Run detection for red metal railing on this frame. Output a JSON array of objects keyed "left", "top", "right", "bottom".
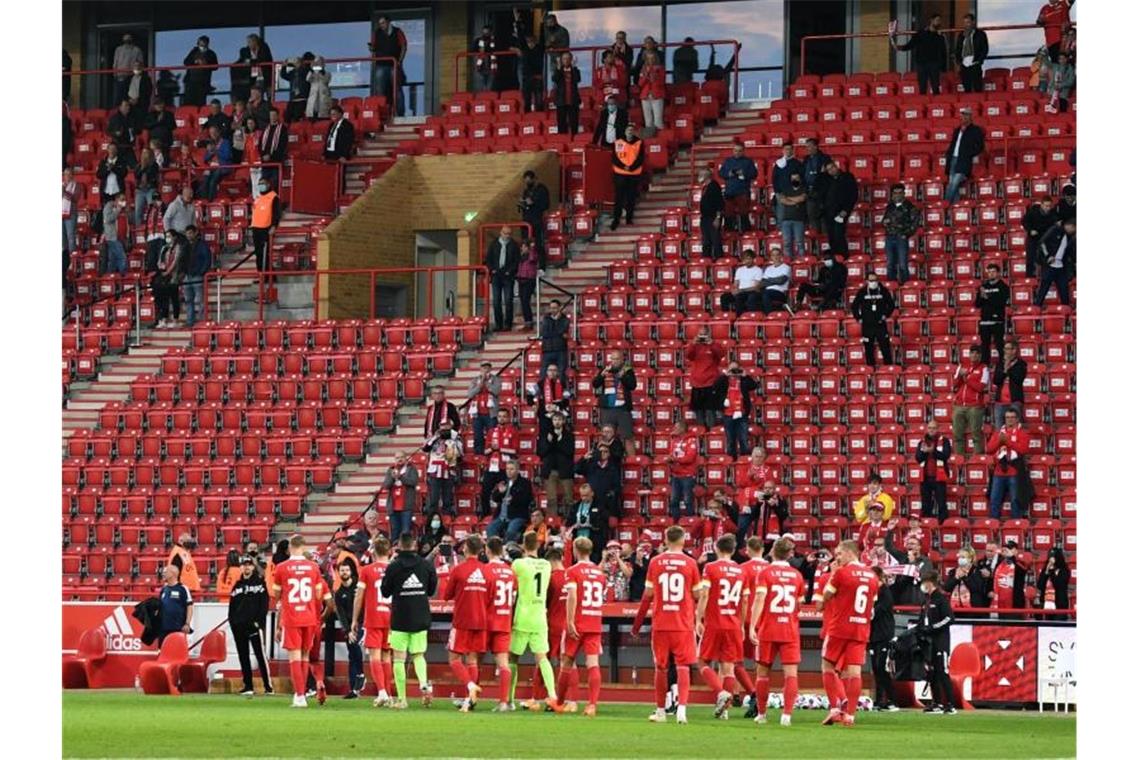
[{"left": 800, "top": 22, "right": 1075, "bottom": 78}]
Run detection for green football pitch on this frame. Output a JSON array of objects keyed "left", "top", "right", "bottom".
[{"left": 63, "top": 691, "right": 1075, "bottom": 759}]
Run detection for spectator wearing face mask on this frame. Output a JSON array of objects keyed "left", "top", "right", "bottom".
[
  {"left": 250, "top": 177, "right": 280, "bottom": 272},
  {"left": 552, "top": 53, "right": 581, "bottom": 137},
  {"left": 821, "top": 160, "right": 858, "bottom": 258},
  {"left": 851, "top": 273, "right": 895, "bottom": 366},
  {"left": 943, "top": 547, "right": 991, "bottom": 613},
  {"left": 776, "top": 173, "right": 808, "bottom": 260},
  {"left": 112, "top": 33, "right": 144, "bottom": 107},
  {"left": 795, "top": 251, "right": 847, "bottom": 311},
  {"left": 881, "top": 184, "right": 921, "bottom": 284},
  {"left": 696, "top": 167, "right": 725, "bottom": 260},
  {"left": 713, "top": 362, "right": 759, "bottom": 458},
  {"left": 181, "top": 226, "right": 212, "bottom": 329},
  {"left": 915, "top": 419, "right": 953, "bottom": 522},
  {"left": 182, "top": 36, "right": 218, "bottom": 107},
  {"left": 153, "top": 229, "right": 186, "bottom": 328},
  {"left": 1035, "top": 547, "right": 1071, "bottom": 620},
  {"left": 592, "top": 96, "right": 629, "bottom": 149}
]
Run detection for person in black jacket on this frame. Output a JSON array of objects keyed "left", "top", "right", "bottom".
[
  {"left": 538, "top": 300, "right": 570, "bottom": 380},
  {"left": 567, "top": 483, "right": 608, "bottom": 561},
  {"left": 697, "top": 168, "right": 725, "bottom": 260},
  {"left": 574, "top": 444, "right": 622, "bottom": 521},
  {"left": 1022, "top": 196, "right": 1059, "bottom": 277},
  {"left": 228, "top": 556, "right": 272, "bottom": 695},
  {"left": 943, "top": 547, "right": 992, "bottom": 614},
  {"left": 916, "top": 570, "right": 957, "bottom": 714},
  {"left": 1056, "top": 184, "right": 1076, "bottom": 225},
  {"left": 323, "top": 105, "right": 355, "bottom": 163},
  {"left": 795, "top": 251, "right": 847, "bottom": 310},
  {"left": 182, "top": 36, "right": 219, "bottom": 107},
  {"left": 233, "top": 34, "right": 274, "bottom": 104},
  {"left": 423, "top": 386, "right": 461, "bottom": 437},
  {"left": 992, "top": 340, "right": 1027, "bottom": 435},
  {"left": 1035, "top": 547, "right": 1071, "bottom": 620},
  {"left": 279, "top": 54, "right": 315, "bottom": 123},
  {"left": 485, "top": 226, "right": 521, "bottom": 332},
  {"left": 538, "top": 412, "right": 575, "bottom": 520},
  {"left": 527, "top": 361, "right": 571, "bottom": 440},
  {"left": 379, "top": 532, "right": 438, "bottom": 708},
  {"left": 592, "top": 96, "right": 630, "bottom": 149},
  {"left": 822, "top": 161, "right": 858, "bottom": 259},
  {"left": 943, "top": 108, "right": 985, "bottom": 202},
  {"left": 851, "top": 272, "right": 896, "bottom": 366},
  {"left": 143, "top": 99, "right": 176, "bottom": 151},
  {"left": 333, "top": 560, "right": 365, "bottom": 698},
  {"left": 916, "top": 419, "right": 953, "bottom": 522},
  {"left": 1035, "top": 218, "right": 1076, "bottom": 306},
  {"left": 106, "top": 101, "right": 138, "bottom": 166},
  {"left": 954, "top": 13, "right": 989, "bottom": 93},
  {"left": 551, "top": 53, "right": 581, "bottom": 136},
  {"left": 976, "top": 264, "right": 1010, "bottom": 364},
  {"left": 487, "top": 460, "right": 534, "bottom": 543},
  {"left": 519, "top": 170, "right": 551, "bottom": 261},
  {"left": 892, "top": 14, "right": 947, "bottom": 95},
  {"left": 868, "top": 567, "right": 898, "bottom": 711},
  {"left": 592, "top": 351, "right": 637, "bottom": 447},
  {"left": 711, "top": 362, "right": 759, "bottom": 459}
]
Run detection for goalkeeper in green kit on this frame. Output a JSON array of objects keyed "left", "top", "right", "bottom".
[{"left": 509, "top": 531, "right": 561, "bottom": 712}]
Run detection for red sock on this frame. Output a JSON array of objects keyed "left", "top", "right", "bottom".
[
  {"left": 722, "top": 675, "right": 738, "bottom": 695},
  {"left": 290, "top": 660, "right": 306, "bottom": 697},
  {"left": 532, "top": 664, "right": 545, "bottom": 699},
  {"left": 497, "top": 666, "right": 511, "bottom": 704},
  {"left": 383, "top": 662, "right": 394, "bottom": 693},
  {"left": 556, "top": 667, "right": 573, "bottom": 703},
  {"left": 783, "top": 675, "right": 799, "bottom": 716},
  {"left": 451, "top": 659, "right": 472, "bottom": 688},
  {"left": 587, "top": 665, "right": 602, "bottom": 706},
  {"left": 823, "top": 671, "right": 844, "bottom": 708},
  {"left": 568, "top": 665, "right": 580, "bottom": 703},
  {"left": 370, "top": 659, "right": 387, "bottom": 694},
  {"left": 844, "top": 676, "right": 862, "bottom": 716},
  {"left": 734, "top": 664, "right": 755, "bottom": 693},
  {"left": 654, "top": 667, "right": 668, "bottom": 708},
  {"left": 755, "top": 676, "right": 771, "bottom": 716},
  {"left": 468, "top": 663, "right": 480, "bottom": 686},
  {"left": 676, "top": 666, "right": 691, "bottom": 706},
  {"left": 699, "top": 666, "right": 723, "bottom": 693}
]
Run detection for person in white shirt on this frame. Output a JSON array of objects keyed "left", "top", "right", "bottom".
[
  {"left": 726, "top": 248, "right": 764, "bottom": 315},
  {"left": 758, "top": 247, "right": 793, "bottom": 314}
]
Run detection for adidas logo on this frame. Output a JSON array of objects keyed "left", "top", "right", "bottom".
[
  {"left": 469, "top": 569, "right": 486, "bottom": 584},
  {"left": 102, "top": 606, "right": 142, "bottom": 651},
  {"left": 402, "top": 575, "right": 424, "bottom": 590}
]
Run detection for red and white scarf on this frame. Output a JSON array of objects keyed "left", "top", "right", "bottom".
[{"left": 723, "top": 376, "right": 745, "bottom": 418}]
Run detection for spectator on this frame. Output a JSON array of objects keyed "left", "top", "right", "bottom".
[
  {"left": 595, "top": 50, "right": 628, "bottom": 106},
  {"left": 592, "top": 351, "right": 637, "bottom": 448},
  {"left": 228, "top": 101, "right": 249, "bottom": 153},
  {"left": 423, "top": 385, "right": 461, "bottom": 437},
  {"left": 868, "top": 566, "right": 897, "bottom": 711},
  {"left": 672, "top": 37, "right": 700, "bottom": 83},
  {"left": 424, "top": 417, "right": 462, "bottom": 518},
  {"left": 112, "top": 33, "right": 144, "bottom": 107},
  {"left": 333, "top": 560, "right": 364, "bottom": 697},
  {"left": 853, "top": 475, "right": 896, "bottom": 523},
  {"left": 466, "top": 361, "right": 501, "bottom": 457},
  {"left": 305, "top": 58, "right": 333, "bottom": 120},
  {"left": 516, "top": 239, "right": 539, "bottom": 331},
  {"left": 487, "top": 460, "right": 533, "bottom": 543},
  {"left": 323, "top": 105, "right": 355, "bottom": 161},
  {"left": 951, "top": 345, "right": 990, "bottom": 456},
  {"left": 143, "top": 98, "right": 175, "bottom": 151},
  {"left": 977, "top": 541, "right": 1001, "bottom": 587},
  {"left": 885, "top": 532, "right": 932, "bottom": 607},
  {"left": 181, "top": 226, "right": 211, "bottom": 328},
  {"left": 851, "top": 272, "right": 895, "bottom": 367},
  {"left": 369, "top": 16, "right": 407, "bottom": 117},
  {"left": 519, "top": 170, "right": 550, "bottom": 261},
  {"left": 1037, "top": 0, "right": 1075, "bottom": 62},
  {"left": 685, "top": 326, "right": 725, "bottom": 429},
  {"left": 228, "top": 556, "right": 272, "bottom": 695},
  {"left": 795, "top": 250, "right": 847, "bottom": 311},
  {"left": 280, "top": 54, "right": 315, "bottom": 123},
  {"left": 471, "top": 25, "right": 498, "bottom": 93},
  {"left": 250, "top": 176, "right": 280, "bottom": 272},
  {"left": 718, "top": 142, "right": 758, "bottom": 232},
  {"left": 822, "top": 160, "right": 858, "bottom": 258},
  {"left": 714, "top": 359, "right": 759, "bottom": 459},
  {"left": 234, "top": 34, "right": 274, "bottom": 104},
  {"left": 1059, "top": 25, "right": 1076, "bottom": 66},
  {"left": 735, "top": 445, "right": 779, "bottom": 518},
  {"left": 592, "top": 424, "right": 626, "bottom": 467},
  {"left": 163, "top": 186, "right": 197, "bottom": 234},
  {"left": 771, "top": 144, "right": 804, "bottom": 224},
  {"left": 943, "top": 108, "right": 985, "bottom": 202},
  {"left": 630, "top": 36, "right": 660, "bottom": 83},
  {"left": 916, "top": 419, "right": 953, "bottom": 522},
  {"left": 381, "top": 452, "right": 419, "bottom": 541},
  {"left": 574, "top": 443, "right": 621, "bottom": 522},
  {"left": 1043, "top": 51, "right": 1075, "bottom": 113},
  {"left": 167, "top": 532, "right": 202, "bottom": 592},
  {"left": 132, "top": 149, "right": 159, "bottom": 225},
  {"left": 200, "top": 124, "right": 233, "bottom": 201},
  {"left": 891, "top": 14, "right": 946, "bottom": 95},
  {"left": 101, "top": 193, "right": 129, "bottom": 275},
  {"left": 857, "top": 502, "right": 897, "bottom": 550},
  {"left": 628, "top": 540, "right": 651, "bottom": 601},
  {"left": 725, "top": 248, "right": 763, "bottom": 315},
  {"left": 776, "top": 173, "right": 807, "bottom": 260},
  {"left": 992, "top": 340, "right": 1027, "bottom": 425},
  {"left": 541, "top": 14, "right": 571, "bottom": 79},
  {"left": 526, "top": 508, "right": 550, "bottom": 548},
  {"left": 691, "top": 498, "right": 737, "bottom": 562},
  {"left": 740, "top": 480, "right": 788, "bottom": 550},
  {"left": 153, "top": 229, "right": 185, "bottom": 328},
  {"left": 527, "top": 362, "right": 570, "bottom": 440},
  {"left": 567, "top": 483, "right": 607, "bottom": 560},
  {"left": 1035, "top": 218, "right": 1076, "bottom": 306},
  {"left": 201, "top": 99, "right": 229, "bottom": 136},
  {"left": 610, "top": 125, "right": 644, "bottom": 230},
  {"left": 157, "top": 565, "right": 194, "bottom": 646},
  {"left": 514, "top": 34, "right": 545, "bottom": 112},
  {"left": 62, "top": 168, "right": 83, "bottom": 253},
  {"left": 592, "top": 95, "right": 629, "bottom": 149},
  {"left": 480, "top": 409, "right": 518, "bottom": 517},
  {"left": 802, "top": 138, "right": 832, "bottom": 234},
  {"left": 696, "top": 167, "right": 724, "bottom": 259},
  {"left": 509, "top": 6, "right": 533, "bottom": 82},
  {"left": 247, "top": 86, "right": 272, "bottom": 129},
  {"left": 140, "top": 196, "right": 166, "bottom": 277},
  {"left": 181, "top": 36, "right": 218, "bottom": 107},
  {"left": 485, "top": 226, "right": 520, "bottom": 332},
  {"left": 611, "top": 31, "right": 635, "bottom": 82},
  {"left": 106, "top": 101, "right": 137, "bottom": 163},
  {"left": 638, "top": 49, "right": 666, "bottom": 137},
  {"left": 539, "top": 411, "right": 575, "bottom": 521},
  {"left": 954, "top": 13, "right": 989, "bottom": 93},
  {"left": 551, "top": 52, "right": 582, "bottom": 137},
  {"left": 600, "top": 541, "right": 633, "bottom": 600},
  {"left": 1056, "top": 183, "right": 1076, "bottom": 224},
  {"left": 992, "top": 539, "right": 1031, "bottom": 617},
  {"left": 258, "top": 108, "right": 288, "bottom": 190},
  {"left": 987, "top": 408, "right": 1031, "bottom": 519},
  {"left": 240, "top": 116, "right": 261, "bottom": 188},
  {"left": 667, "top": 419, "right": 700, "bottom": 520},
  {"left": 944, "top": 547, "right": 991, "bottom": 611},
  {"left": 1021, "top": 195, "right": 1059, "bottom": 277},
  {"left": 758, "top": 247, "right": 792, "bottom": 314},
  {"left": 976, "top": 264, "right": 1010, "bottom": 363},
  {"left": 882, "top": 183, "right": 921, "bottom": 283},
  {"left": 1035, "top": 547, "right": 1071, "bottom": 619}
]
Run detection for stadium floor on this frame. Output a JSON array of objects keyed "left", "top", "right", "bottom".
[{"left": 63, "top": 691, "right": 1075, "bottom": 759}]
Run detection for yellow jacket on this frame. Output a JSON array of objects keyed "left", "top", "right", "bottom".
[{"left": 853, "top": 491, "right": 896, "bottom": 524}]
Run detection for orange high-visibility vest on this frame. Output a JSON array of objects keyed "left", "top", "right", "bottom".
[
  {"left": 167, "top": 546, "right": 201, "bottom": 592},
  {"left": 613, "top": 139, "right": 643, "bottom": 175},
  {"left": 252, "top": 191, "right": 277, "bottom": 229}
]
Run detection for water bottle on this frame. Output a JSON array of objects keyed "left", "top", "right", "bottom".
[
  {"left": 631, "top": 665, "right": 638, "bottom": 685},
  {"left": 134, "top": 675, "right": 141, "bottom": 693}
]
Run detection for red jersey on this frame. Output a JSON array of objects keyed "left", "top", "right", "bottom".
[
  {"left": 755, "top": 562, "right": 805, "bottom": 643},
  {"left": 645, "top": 551, "right": 702, "bottom": 632},
  {"left": 548, "top": 567, "right": 568, "bottom": 631},
  {"left": 701, "top": 559, "right": 746, "bottom": 632},
  {"left": 446, "top": 557, "right": 491, "bottom": 631},
  {"left": 274, "top": 557, "right": 328, "bottom": 628},
  {"left": 823, "top": 562, "right": 880, "bottom": 642},
  {"left": 668, "top": 434, "right": 700, "bottom": 478},
  {"left": 358, "top": 561, "right": 392, "bottom": 630},
  {"left": 1038, "top": 1, "right": 1072, "bottom": 46},
  {"left": 564, "top": 562, "right": 607, "bottom": 634},
  {"left": 741, "top": 557, "right": 770, "bottom": 624},
  {"left": 485, "top": 560, "right": 517, "bottom": 633}
]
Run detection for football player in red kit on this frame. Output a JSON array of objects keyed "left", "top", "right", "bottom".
[
  {"left": 695, "top": 535, "right": 746, "bottom": 719},
  {"left": 273, "top": 535, "right": 333, "bottom": 708},
  {"left": 748, "top": 536, "right": 805, "bottom": 726},
  {"left": 819, "top": 539, "right": 881, "bottom": 727},
  {"left": 352, "top": 535, "right": 394, "bottom": 707},
  {"left": 558, "top": 537, "right": 608, "bottom": 716},
  {"left": 632, "top": 525, "right": 704, "bottom": 725},
  {"left": 484, "top": 536, "right": 518, "bottom": 711},
  {"left": 444, "top": 534, "right": 489, "bottom": 712},
  {"left": 735, "top": 536, "right": 768, "bottom": 705}
]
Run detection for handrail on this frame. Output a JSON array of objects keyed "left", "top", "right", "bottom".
[{"left": 799, "top": 22, "right": 1076, "bottom": 79}]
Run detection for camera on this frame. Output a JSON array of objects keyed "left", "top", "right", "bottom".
[
  {"left": 923, "top": 433, "right": 934, "bottom": 443},
  {"left": 440, "top": 543, "right": 453, "bottom": 558},
  {"left": 704, "top": 551, "right": 716, "bottom": 564}
]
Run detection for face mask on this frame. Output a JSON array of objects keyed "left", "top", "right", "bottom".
[
  {"left": 431, "top": 518, "right": 441, "bottom": 530},
  {"left": 823, "top": 259, "right": 834, "bottom": 267},
  {"left": 958, "top": 557, "right": 970, "bottom": 567},
  {"left": 868, "top": 282, "right": 879, "bottom": 290},
  {"left": 608, "top": 104, "right": 617, "bottom": 113},
  {"left": 198, "top": 44, "right": 207, "bottom": 51},
  {"left": 258, "top": 184, "right": 268, "bottom": 193}
]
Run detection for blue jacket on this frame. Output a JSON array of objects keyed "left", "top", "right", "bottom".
[
  {"left": 771, "top": 157, "right": 805, "bottom": 194},
  {"left": 206, "top": 138, "right": 233, "bottom": 175},
  {"left": 718, "top": 156, "right": 758, "bottom": 199},
  {"left": 186, "top": 239, "right": 213, "bottom": 280},
  {"left": 802, "top": 151, "right": 831, "bottom": 191}
]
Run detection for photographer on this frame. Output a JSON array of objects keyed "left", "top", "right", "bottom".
[
  {"left": 592, "top": 351, "right": 636, "bottom": 452},
  {"left": 916, "top": 570, "right": 956, "bottom": 715},
  {"left": 278, "top": 53, "right": 315, "bottom": 123},
  {"left": 1035, "top": 547, "right": 1071, "bottom": 620},
  {"left": 685, "top": 326, "right": 726, "bottom": 429},
  {"left": 600, "top": 540, "right": 633, "bottom": 601},
  {"left": 915, "top": 419, "right": 953, "bottom": 522},
  {"left": 228, "top": 556, "right": 272, "bottom": 695},
  {"left": 567, "top": 483, "right": 607, "bottom": 562},
  {"left": 712, "top": 361, "right": 759, "bottom": 459},
  {"left": 628, "top": 540, "right": 652, "bottom": 601},
  {"left": 738, "top": 479, "right": 787, "bottom": 552},
  {"left": 868, "top": 566, "right": 898, "bottom": 712},
  {"left": 574, "top": 443, "right": 621, "bottom": 521},
  {"left": 943, "top": 547, "right": 992, "bottom": 614}
]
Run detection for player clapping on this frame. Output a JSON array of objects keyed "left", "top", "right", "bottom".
[
  {"left": 695, "top": 535, "right": 746, "bottom": 720},
  {"left": 748, "top": 536, "right": 805, "bottom": 726}
]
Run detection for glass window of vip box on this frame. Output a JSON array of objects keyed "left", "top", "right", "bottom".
[
  {"left": 266, "top": 21, "right": 374, "bottom": 100},
  {"left": 154, "top": 28, "right": 255, "bottom": 104},
  {"left": 975, "top": 0, "right": 1078, "bottom": 70}
]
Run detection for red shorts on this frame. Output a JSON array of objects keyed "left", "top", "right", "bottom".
[
  {"left": 447, "top": 628, "right": 486, "bottom": 655},
  {"left": 651, "top": 629, "right": 697, "bottom": 668},
  {"left": 363, "top": 627, "right": 390, "bottom": 651},
  {"left": 488, "top": 630, "right": 512, "bottom": 655},
  {"left": 725, "top": 194, "right": 751, "bottom": 215},
  {"left": 282, "top": 625, "right": 317, "bottom": 653},
  {"left": 698, "top": 628, "right": 744, "bottom": 664},
  {"left": 562, "top": 631, "right": 603, "bottom": 659},
  {"left": 548, "top": 628, "right": 564, "bottom": 659},
  {"left": 822, "top": 636, "right": 866, "bottom": 668},
  {"left": 758, "top": 639, "right": 801, "bottom": 667}
]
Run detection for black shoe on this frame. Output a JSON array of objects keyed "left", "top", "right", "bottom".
[
  {"left": 732, "top": 693, "right": 743, "bottom": 708},
  {"left": 743, "top": 700, "right": 758, "bottom": 719},
  {"left": 343, "top": 691, "right": 359, "bottom": 700},
  {"left": 923, "top": 705, "right": 944, "bottom": 714},
  {"left": 942, "top": 705, "right": 957, "bottom": 715},
  {"left": 609, "top": 219, "right": 619, "bottom": 231}
]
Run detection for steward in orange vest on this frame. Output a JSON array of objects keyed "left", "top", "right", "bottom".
[
  {"left": 610, "top": 125, "right": 644, "bottom": 231},
  {"left": 250, "top": 180, "right": 281, "bottom": 272},
  {"left": 168, "top": 533, "right": 202, "bottom": 592}
]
